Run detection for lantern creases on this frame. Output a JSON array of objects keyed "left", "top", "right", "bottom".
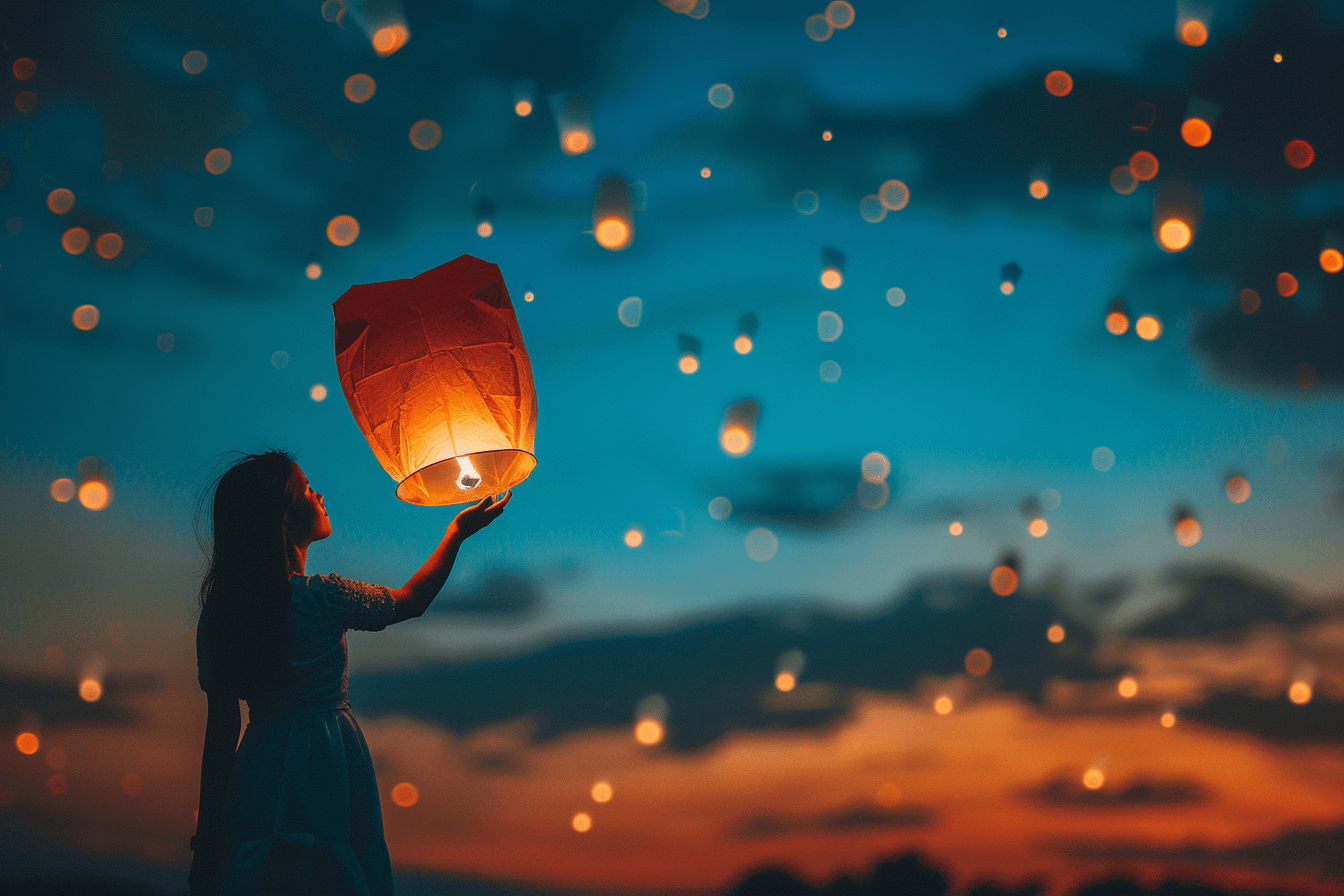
[{"left": 334, "top": 255, "right": 537, "bottom": 505}]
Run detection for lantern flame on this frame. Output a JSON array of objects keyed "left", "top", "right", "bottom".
[{"left": 456, "top": 455, "right": 482, "bottom": 490}]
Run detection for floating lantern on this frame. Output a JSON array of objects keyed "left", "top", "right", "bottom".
[
  {"left": 77, "top": 457, "right": 112, "bottom": 511},
  {"left": 677, "top": 333, "right": 701, "bottom": 374},
  {"left": 333, "top": 255, "right": 538, "bottom": 505},
  {"left": 1153, "top": 178, "right": 1201, "bottom": 252},
  {"left": 1105, "top": 298, "right": 1129, "bottom": 335},
  {"left": 1225, "top": 473, "right": 1250, "bottom": 504},
  {"left": 989, "top": 554, "right": 1019, "bottom": 596},
  {"left": 593, "top": 176, "right": 634, "bottom": 250},
  {"left": 513, "top": 80, "right": 535, "bottom": 117},
  {"left": 1172, "top": 506, "right": 1201, "bottom": 546},
  {"left": 474, "top": 197, "right": 495, "bottom": 238},
  {"left": 1320, "top": 234, "right": 1343, "bottom": 274},
  {"left": 735, "top": 313, "right": 758, "bottom": 354},
  {"left": 1000, "top": 262, "right": 1022, "bottom": 295},
  {"left": 1180, "top": 97, "right": 1220, "bottom": 146},
  {"left": 775, "top": 649, "right": 805, "bottom": 691},
  {"left": 554, "top": 94, "right": 595, "bottom": 155},
  {"left": 820, "top": 247, "right": 845, "bottom": 289},
  {"left": 719, "top": 399, "right": 760, "bottom": 456},
  {"left": 1277, "top": 272, "right": 1298, "bottom": 297}
]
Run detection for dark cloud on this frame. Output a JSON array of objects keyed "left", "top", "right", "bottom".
[
  {"left": 1126, "top": 564, "right": 1321, "bottom": 639},
  {"left": 1182, "top": 692, "right": 1344, "bottom": 745},
  {"left": 710, "top": 462, "right": 879, "bottom": 531},
  {"left": 1023, "top": 774, "right": 1208, "bottom": 807},
  {"left": 730, "top": 855, "right": 952, "bottom": 896},
  {"left": 0, "top": 669, "right": 159, "bottom": 730},
  {"left": 424, "top": 567, "right": 544, "bottom": 620},
  {"left": 1062, "top": 825, "right": 1344, "bottom": 882},
  {"left": 732, "top": 803, "right": 934, "bottom": 840}
]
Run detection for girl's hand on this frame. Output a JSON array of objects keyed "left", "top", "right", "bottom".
[{"left": 451, "top": 490, "right": 511, "bottom": 538}]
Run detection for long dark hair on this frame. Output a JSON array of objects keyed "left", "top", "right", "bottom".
[{"left": 197, "top": 451, "right": 302, "bottom": 700}]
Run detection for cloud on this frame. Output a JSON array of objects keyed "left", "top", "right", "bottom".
[
  {"left": 0, "top": 668, "right": 159, "bottom": 731},
  {"left": 732, "top": 804, "right": 935, "bottom": 840},
  {"left": 1023, "top": 773, "right": 1208, "bottom": 807},
  {"left": 425, "top": 567, "right": 545, "bottom": 620},
  {"left": 710, "top": 462, "right": 872, "bottom": 531},
  {"left": 1061, "top": 825, "right": 1344, "bottom": 882}
]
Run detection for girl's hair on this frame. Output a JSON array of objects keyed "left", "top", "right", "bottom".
[{"left": 197, "top": 450, "right": 302, "bottom": 700}]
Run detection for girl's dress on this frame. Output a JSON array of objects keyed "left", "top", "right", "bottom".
[{"left": 197, "top": 573, "right": 398, "bottom": 896}]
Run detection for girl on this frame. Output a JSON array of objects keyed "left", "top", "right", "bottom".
[{"left": 190, "top": 451, "right": 509, "bottom": 895}]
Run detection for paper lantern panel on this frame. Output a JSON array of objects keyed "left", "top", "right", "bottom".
[{"left": 334, "top": 255, "right": 537, "bottom": 505}]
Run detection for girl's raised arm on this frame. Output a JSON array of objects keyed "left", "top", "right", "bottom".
[{"left": 389, "top": 491, "right": 511, "bottom": 624}]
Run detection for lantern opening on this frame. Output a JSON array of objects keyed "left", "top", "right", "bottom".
[{"left": 397, "top": 449, "right": 536, "bottom": 505}]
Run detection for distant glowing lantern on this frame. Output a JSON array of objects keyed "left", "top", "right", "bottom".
[
  {"left": 1173, "top": 507, "right": 1201, "bottom": 546},
  {"left": 391, "top": 782, "right": 418, "bottom": 807},
  {"left": 1105, "top": 298, "right": 1129, "bottom": 335},
  {"left": 964, "top": 648, "right": 992, "bottom": 676},
  {"left": 1135, "top": 315, "right": 1162, "bottom": 341},
  {"left": 1153, "top": 178, "right": 1201, "bottom": 252},
  {"left": 1047, "top": 624, "right": 1065, "bottom": 643},
  {"left": 591, "top": 781, "right": 613, "bottom": 803},
  {"left": 371, "top": 24, "right": 409, "bottom": 56},
  {"left": 948, "top": 521, "right": 963, "bottom": 536},
  {"left": 1028, "top": 518, "right": 1048, "bottom": 537},
  {"left": 1284, "top": 140, "right": 1313, "bottom": 169},
  {"left": 820, "top": 246, "right": 845, "bottom": 289},
  {"left": 776, "top": 649, "right": 805, "bottom": 690},
  {"left": 676, "top": 333, "right": 701, "bottom": 374},
  {"left": 474, "top": 197, "right": 495, "bottom": 238},
  {"left": 1000, "top": 261, "right": 1022, "bottom": 295},
  {"left": 1277, "top": 272, "right": 1298, "bottom": 297},
  {"left": 1029, "top": 178, "right": 1049, "bottom": 199},
  {"left": 933, "top": 695, "right": 953, "bottom": 715},
  {"left": 989, "top": 557, "right": 1019, "bottom": 596},
  {"left": 593, "top": 175, "right": 634, "bottom": 250},
  {"left": 1225, "top": 474, "right": 1250, "bottom": 504},
  {"left": 554, "top": 94, "right": 595, "bottom": 155},
  {"left": 1129, "top": 151, "right": 1158, "bottom": 181},
  {"left": 1083, "top": 768, "right": 1105, "bottom": 790},
  {"left": 1181, "top": 118, "right": 1212, "bottom": 146},
  {"left": 735, "top": 313, "right": 758, "bottom": 354},
  {"left": 333, "top": 255, "right": 538, "bottom": 505},
  {"left": 1044, "top": 70, "right": 1072, "bottom": 97},
  {"left": 719, "top": 399, "right": 760, "bottom": 456},
  {"left": 1322, "top": 248, "right": 1343, "bottom": 274},
  {"left": 1288, "top": 681, "right": 1312, "bottom": 704},
  {"left": 1179, "top": 19, "right": 1208, "bottom": 46}
]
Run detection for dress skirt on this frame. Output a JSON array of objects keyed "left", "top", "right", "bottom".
[{"left": 218, "top": 705, "right": 394, "bottom": 896}]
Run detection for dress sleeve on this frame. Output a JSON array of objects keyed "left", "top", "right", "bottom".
[{"left": 309, "top": 573, "right": 397, "bottom": 632}]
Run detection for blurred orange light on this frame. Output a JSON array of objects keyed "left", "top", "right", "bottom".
[
  {"left": 1225, "top": 475, "right": 1250, "bottom": 504},
  {"left": 572, "top": 812, "right": 593, "bottom": 832},
  {"left": 523, "top": 291, "right": 534, "bottom": 302},
  {"left": 1047, "top": 624, "right": 1065, "bottom": 643},
  {"left": 825, "top": 1, "right": 854, "bottom": 28},
  {"left": 95, "top": 233, "right": 123, "bottom": 259},
  {"left": 310, "top": 384, "right": 328, "bottom": 402},
  {"left": 989, "top": 566, "right": 1018, "bottom": 596},
  {"left": 47, "top": 774, "right": 67, "bottom": 795},
  {"left": 734, "top": 335, "right": 752, "bottom": 354},
  {"left": 721, "top": 426, "right": 751, "bottom": 456},
  {"left": 821, "top": 130, "right": 832, "bottom": 141},
  {"left": 372, "top": 25, "right": 409, "bottom": 56},
  {"left": 678, "top": 354, "right": 699, "bottom": 374},
  {"left": 16, "top": 733, "right": 39, "bottom": 755},
  {"left": 933, "top": 696, "right": 953, "bottom": 715},
  {"left": 62, "top": 227, "right": 90, "bottom": 254},
  {"left": 305, "top": 263, "right": 323, "bottom": 280},
  {"left": 1029, "top": 179, "right": 1048, "bottom": 199},
  {"left": 204, "top": 148, "right": 232, "bottom": 175},
  {"left": 1289, "top": 681, "right": 1312, "bottom": 704},
  {"left": 805, "top": 13, "right": 834, "bottom": 41},
  {"left": 1274, "top": 52, "right": 1283, "bottom": 63},
  {"left": 1160, "top": 711, "right": 1177, "bottom": 728},
  {"left": 47, "top": 189, "right": 75, "bottom": 214},
  {"left": 1135, "top": 315, "right": 1162, "bottom": 340},
  {"left": 562, "top": 130, "right": 592, "bottom": 155},
  {"left": 72, "top": 305, "right": 99, "bottom": 331},
  {"left": 409, "top": 119, "right": 442, "bottom": 150},
  {"left": 391, "top": 782, "right": 419, "bottom": 807},
  {"left": 1284, "top": 140, "right": 1314, "bottom": 169},
  {"left": 1320, "top": 249, "right": 1343, "bottom": 273},
  {"left": 591, "top": 781, "right": 613, "bottom": 803},
  {"left": 1028, "top": 518, "right": 1048, "bottom": 537},
  {"left": 122, "top": 774, "right": 143, "bottom": 795},
  {"left": 964, "top": 648, "right": 992, "bottom": 676},
  {"left": 50, "top": 478, "right": 76, "bottom": 502},
  {"left": 1180, "top": 20, "right": 1208, "bottom": 46},
  {"left": 1239, "top": 288, "right": 1260, "bottom": 314},
  {"left": 476, "top": 221, "right": 493, "bottom": 238},
  {"left": 13, "top": 58, "right": 36, "bottom": 80},
  {"left": 595, "top": 217, "right": 631, "bottom": 250},
  {"left": 1129, "top": 152, "right": 1158, "bottom": 181},
  {"left": 1083, "top": 769, "right": 1105, "bottom": 790},
  {"left": 1181, "top": 118, "right": 1212, "bottom": 146},
  {"left": 820, "top": 268, "right": 843, "bottom": 289},
  {"left": 700, "top": 167, "right": 711, "bottom": 178},
  {"left": 182, "top": 51, "right": 207, "bottom": 74},
  {"left": 624, "top": 528, "right": 643, "bottom": 548},
  {"left": 1276, "top": 272, "right": 1298, "bottom": 296},
  {"left": 344, "top": 73, "right": 375, "bottom": 103},
  {"left": 634, "top": 719, "right": 663, "bottom": 745},
  {"left": 1174, "top": 516, "right": 1202, "bottom": 546},
  {"left": 1110, "top": 166, "right": 1137, "bottom": 194},
  {"left": 1105, "top": 311, "right": 1129, "bottom": 335},
  {"left": 948, "top": 521, "right": 963, "bottom": 536},
  {"left": 879, "top": 180, "right": 910, "bottom": 211},
  {"left": 514, "top": 99, "right": 533, "bottom": 117},
  {"left": 15, "top": 91, "right": 37, "bottom": 113},
  {"left": 78, "top": 481, "right": 110, "bottom": 511},
  {"left": 327, "top": 215, "right": 359, "bottom": 246},
  {"left": 775, "top": 671, "right": 797, "bottom": 692},
  {"left": 999, "top": 280, "right": 1014, "bottom": 295},
  {"left": 997, "top": 27, "right": 1007, "bottom": 38},
  {"left": 79, "top": 679, "right": 103, "bottom": 701},
  {"left": 1044, "top": 70, "right": 1073, "bottom": 97},
  {"left": 1118, "top": 677, "right": 1138, "bottom": 698},
  {"left": 1158, "top": 219, "right": 1191, "bottom": 251}
]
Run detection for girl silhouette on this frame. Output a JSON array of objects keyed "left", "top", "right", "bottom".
[{"left": 189, "top": 451, "right": 509, "bottom": 895}]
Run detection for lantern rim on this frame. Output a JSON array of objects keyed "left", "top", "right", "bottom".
[{"left": 395, "top": 448, "right": 537, "bottom": 506}]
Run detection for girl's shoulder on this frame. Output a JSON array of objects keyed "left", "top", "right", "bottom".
[{"left": 290, "top": 573, "right": 396, "bottom": 632}]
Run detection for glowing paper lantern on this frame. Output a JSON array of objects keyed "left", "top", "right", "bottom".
[
  {"left": 735, "top": 313, "right": 758, "bottom": 354},
  {"left": 333, "top": 255, "right": 537, "bottom": 505},
  {"left": 1153, "top": 178, "right": 1202, "bottom": 252},
  {"left": 676, "top": 333, "right": 701, "bottom": 374},
  {"left": 554, "top": 94, "right": 595, "bottom": 155},
  {"left": 820, "top": 246, "right": 845, "bottom": 289},
  {"left": 719, "top": 399, "right": 760, "bottom": 456},
  {"left": 1000, "top": 262, "right": 1022, "bottom": 295},
  {"left": 592, "top": 176, "right": 634, "bottom": 250},
  {"left": 1105, "top": 298, "right": 1129, "bottom": 335}
]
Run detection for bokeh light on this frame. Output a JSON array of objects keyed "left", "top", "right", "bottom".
[
  {"left": 47, "top": 189, "right": 74, "bottom": 214},
  {"left": 523, "top": 291, "right": 534, "bottom": 302},
  {"left": 50, "top": 479, "right": 76, "bottom": 502},
  {"left": 16, "top": 91, "right": 37, "bottom": 114},
  {"left": 1135, "top": 315, "right": 1162, "bottom": 340},
  {"left": 79, "top": 678, "right": 103, "bottom": 701},
  {"left": 1118, "top": 677, "right": 1138, "bottom": 698},
  {"left": 1028, "top": 179, "right": 1048, "bottom": 199},
  {"left": 678, "top": 354, "right": 699, "bottom": 374},
  {"left": 861, "top": 452, "right": 890, "bottom": 483},
  {"left": 1092, "top": 446, "right": 1115, "bottom": 471},
  {"left": 514, "top": 99, "right": 532, "bottom": 116},
  {"left": 327, "top": 215, "right": 360, "bottom": 246},
  {"left": 805, "top": 14, "right": 833, "bottom": 41},
  {"left": 999, "top": 280, "right": 1014, "bottom": 296},
  {"left": 305, "top": 263, "right": 323, "bottom": 280},
  {"left": 591, "top": 781, "right": 613, "bottom": 803},
  {"left": 825, "top": 1, "right": 854, "bottom": 28},
  {"left": 1239, "top": 288, "right": 1260, "bottom": 314},
  {"left": 16, "top": 733, "right": 39, "bottom": 755},
  {"left": 182, "top": 51, "right": 207, "bottom": 74},
  {"left": 721, "top": 426, "right": 751, "bottom": 456},
  {"left": 1047, "top": 624, "right": 1065, "bottom": 643},
  {"left": 708, "top": 497, "right": 732, "bottom": 520},
  {"left": 572, "top": 812, "right": 593, "bottom": 832},
  {"left": 344, "top": 74, "right": 375, "bottom": 103},
  {"left": 1180, "top": 118, "right": 1212, "bottom": 146},
  {"left": 817, "top": 310, "right": 843, "bottom": 342},
  {"left": 1180, "top": 19, "right": 1208, "bottom": 46},
  {"left": 13, "top": 58, "right": 36, "bottom": 80},
  {"left": 48, "top": 774, "right": 68, "bottom": 795},
  {"left": 1129, "top": 151, "right": 1158, "bottom": 181},
  {"left": 707, "top": 83, "right": 734, "bottom": 108},
  {"left": 310, "top": 384, "right": 328, "bottom": 402},
  {"left": 1320, "top": 249, "right": 1343, "bottom": 274},
  {"left": 95, "top": 233, "right": 124, "bottom": 259},
  {"left": 734, "top": 334, "right": 752, "bottom": 354},
  {"left": 595, "top": 217, "right": 631, "bottom": 250},
  {"left": 1161, "top": 711, "right": 1177, "bottom": 728},
  {"left": 72, "top": 305, "right": 99, "bottom": 331},
  {"left": 158, "top": 333, "right": 175, "bottom": 352},
  {"left": 409, "top": 119, "right": 442, "bottom": 150},
  {"left": 821, "top": 130, "right": 832, "bottom": 141},
  {"left": 562, "top": 130, "right": 593, "bottom": 155},
  {"left": 1028, "top": 518, "right": 1048, "bottom": 537},
  {"left": 1284, "top": 140, "right": 1314, "bottom": 169},
  {"left": 948, "top": 521, "right": 963, "bottom": 536},
  {"left": 634, "top": 719, "right": 663, "bottom": 745},
  {"left": 1158, "top": 219, "right": 1191, "bottom": 251},
  {"left": 745, "top": 528, "right": 778, "bottom": 562},
  {"left": 701, "top": 167, "right": 711, "bottom": 178},
  {"left": 624, "top": 527, "right": 644, "bottom": 548},
  {"left": 78, "top": 481, "right": 110, "bottom": 511},
  {"left": 989, "top": 566, "right": 1018, "bottom": 596},
  {"left": 886, "top": 287, "right": 906, "bottom": 306},
  {"left": 1110, "top": 165, "right": 1137, "bottom": 194},
  {"left": 1105, "top": 311, "right": 1129, "bottom": 335},
  {"left": 794, "top": 190, "right": 819, "bottom": 214},
  {"left": 1174, "top": 515, "right": 1202, "bottom": 546},
  {"left": 819, "top": 360, "right": 841, "bottom": 382},
  {"left": 859, "top": 195, "right": 887, "bottom": 223},
  {"left": 372, "top": 25, "right": 410, "bottom": 56},
  {"left": 775, "top": 671, "right": 796, "bottom": 692},
  {"left": 62, "top": 227, "right": 90, "bottom": 254},
  {"left": 964, "top": 648, "right": 992, "bottom": 676},
  {"left": 1289, "top": 681, "right": 1313, "bottom": 705},
  {"left": 204, "top": 148, "right": 232, "bottom": 175},
  {"left": 1083, "top": 769, "right": 1105, "bottom": 790},
  {"left": 194, "top": 207, "right": 214, "bottom": 227},
  {"left": 1044, "top": 71, "right": 1072, "bottom": 96},
  {"left": 820, "top": 268, "right": 842, "bottom": 289},
  {"left": 617, "top": 296, "right": 643, "bottom": 328},
  {"left": 1276, "top": 272, "right": 1297, "bottom": 296},
  {"left": 879, "top": 180, "right": 910, "bottom": 210},
  {"left": 122, "top": 774, "right": 143, "bottom": 796},
  {"left": 476, "top": 221, "right": 493, "bottom": 238},
  {"left": 1296, "top": 362, "right": 1316, "bottom": 390},
  {"left": 933, "top": 696, "right": 953, "bottom": 715},
  {"left": 391, "top": 782, "right": 419, "bottom": 807},
  {"left": 1226, "top": 475, "right": 1251, "bottom": 504}
]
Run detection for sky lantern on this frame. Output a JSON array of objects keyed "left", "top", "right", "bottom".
[
  {"left": 820, "top": 247, "right": 845, "bottom": 289},
  {"left": 1180, "top": 97, "right": 1219, "bottom": 146},
  {"left": 592, "top": 176, "right": 634, "bottom": 250},
  {"left": 1000, "top": 262, "right": 1022, "bottom": 295},
  {"left": 474, "top": 197, "right": 495, "bottom": 238},
  {"left": 333, "top": 255, "right": 537, "bottom": 505},
  {"left": 77, "top": 456, "right": 112, "bottom": 510},
  {"left": 719, "top": 399, "right": 760, "bottom": 456},
  {"left": 1044, "top": 70, "right": 1072, "bottom": 96},
  {"left": 735, "top": 313, "right": 758, "bottom": 354},
  {"left": 1320, "top": 234, "right": 1343, "bottom": 273},
  {"left": 513, "top": 80, "right": 535, "bottom": 116},
  {"left": 775, "top": 649, "right": 805, "bottom": 692},
  {"left": 1172, "top": 506, "right": 1202, "bottom": 546},
  {"left": 1105, "top": 298, "right": 1129, "bottom": 335},
  {"left": 1225, "top": 473, "right": 1251, "bottom": 504},
  {"left": 342, "top": 0, "right": 410, "bottom": 55},
  {"left": 1284, "top": 140, "right": 1314, "bottom": 169},
  {"left": 1153, "top": 179, "right": 1201, "bottom": 252},
  {"left": 989, "top": 555, "right": 1019, "bottom": 596},
  {"left": 677, "top": 333, "right": 701, "bottom": 374},
  {"left": 554, "top": 94, "right": 595, "bottom": 155}
]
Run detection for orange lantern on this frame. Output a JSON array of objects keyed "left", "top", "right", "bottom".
[{"left": 333, "top": 255, "right": 537, "bottom": 505}]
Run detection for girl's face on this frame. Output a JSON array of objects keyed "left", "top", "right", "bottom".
[{"left": 287, "top": 466, "right": 332, "bottom": 545}]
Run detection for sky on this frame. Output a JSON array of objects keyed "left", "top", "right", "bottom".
[{"left": 2, "top": 0, "right": 1344, "bottom": 894}]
